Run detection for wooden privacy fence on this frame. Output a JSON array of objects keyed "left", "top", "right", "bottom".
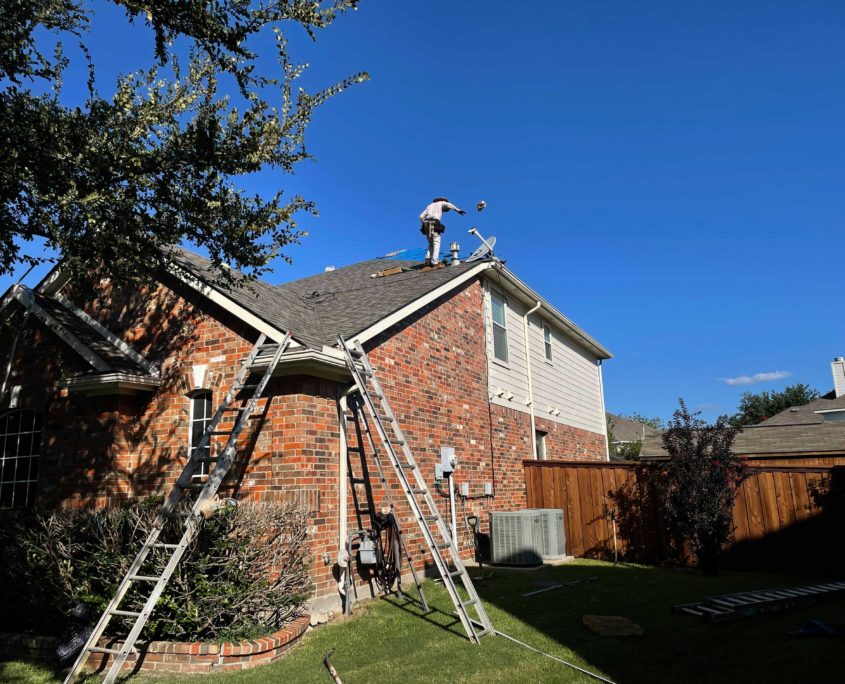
[{"left": 523, "top": 460, "right": 845, "bottom": 575}]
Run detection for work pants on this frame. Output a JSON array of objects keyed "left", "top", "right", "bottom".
[{"left": 424, "top": 225, "right": 443, "bottom": 264}]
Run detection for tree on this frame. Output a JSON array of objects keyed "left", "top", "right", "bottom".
[
  {"left": 0, "top": 1, "right": 368, "bottom": 287},
  {"left": 618, "top": 412, "right": 664, "bottom": 430},
  {"left": 658, "top": 399, "right": 747, "bottom": 574},
  {"left": 730, "top": 383, "right": 820, "bottom": 427}
]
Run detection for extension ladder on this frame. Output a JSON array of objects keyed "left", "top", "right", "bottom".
[
  {"left": 344, "top": 394, "right": 429, "bottom": 612},
  {"left": 674, "top": 580, "right": 845, "bottom": 622},
  {"left": 338, "top": 336, "right": 493, "bottom": 643},
  {"left": 64, "top": 332, "right": 292, "bottom": 684}
]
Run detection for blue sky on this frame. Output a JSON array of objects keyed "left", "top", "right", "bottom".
[{"left": 6, "top": 1, "right": 845, "bottom": 422}]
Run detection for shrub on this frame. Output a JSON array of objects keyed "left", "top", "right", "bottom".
[
  {"left": 0, "top": 499, "right": 310, "bottom": 641},
  {"left": 657, "top": 400, "right": 747, "bottom": 574}
]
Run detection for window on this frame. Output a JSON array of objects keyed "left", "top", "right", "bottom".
[
  {"left": 491, "top": 291, "right": 509, "bottom": 363},
  {"left": 0, "top": 409, "right": 42, "bottom": 509},
  {"left": 190, "top": 391, "right": 213, "bottom": 476},
  {"left": 543, "top": 323, "right": 553, "bottom": 362},
  {"left": 535, "top": 430, "right": 548, "bottom": 460}
]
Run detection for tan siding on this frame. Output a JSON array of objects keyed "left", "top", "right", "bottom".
[{"left": 484, "top": 282, "right": 606, "bottom": 437}]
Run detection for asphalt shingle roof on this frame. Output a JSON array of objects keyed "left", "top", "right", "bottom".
[
  {"left": 32, "top": 291, "right": 148, "bottom": 375},
  {"left": 169, "top": 248, "right": 483, "bottom": 349}
]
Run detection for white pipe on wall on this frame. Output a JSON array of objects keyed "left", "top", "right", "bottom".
[
  {"left": 597, "top": 360, "right": 610, "bottom": 462},
  {"left": 523, "top": 301, "right": 542, "bottom": 458},
  {"left": 336, "top": 393, "right": 351, "bottom": 585}
]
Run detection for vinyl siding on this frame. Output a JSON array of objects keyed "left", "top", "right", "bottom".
[{"left": 484, "top": 282, "right": 606, "bottom": 436}]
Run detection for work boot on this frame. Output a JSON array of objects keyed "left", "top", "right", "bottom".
[{"left": 424, "top": 259, "right": 431, "bottom": 267}]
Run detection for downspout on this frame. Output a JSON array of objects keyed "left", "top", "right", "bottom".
[
  {"left": 597, "top": 359, "right": 610, "bottom": 461},
  {"left": 336, "top": 387, "right": 356, "bottom": 594},
  {"left": 523, "top": 301, "right": 542, "bottom": 458}
]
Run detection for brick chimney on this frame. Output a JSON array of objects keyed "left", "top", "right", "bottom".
[{"left": 832, "top": 357, "right": 845, "bottom": 398}]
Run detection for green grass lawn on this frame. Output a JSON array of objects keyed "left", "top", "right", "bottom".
[{"left": 4, "top": 560, "right": 845, "bottom": 683}]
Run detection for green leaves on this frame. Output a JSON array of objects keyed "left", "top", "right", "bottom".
[{"left": 0, "top": 1, "right": 369, "bottom": 286}]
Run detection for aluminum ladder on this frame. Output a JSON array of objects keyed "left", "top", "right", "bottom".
[
  {"left": 674, "top": 580, "right": 845, "bottom": 622},
  {"left": 344, "top": 394, "right": 429, "bottom": 613},
  {"left": 64, "top": 332, "right": 292, "bottom": 684},
  {"left": 338, "top": 336, "right": 493, "bottom": 643}
]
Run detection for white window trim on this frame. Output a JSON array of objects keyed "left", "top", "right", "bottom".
[
  {"left": 542, "top": 322, "right": 553, "bottom": 363},
  {"left": 490, "top": 289, "right": 510, "bottom": 365},
  {"left": 189, "top": 390, "right": 213, "bottom": 477}
]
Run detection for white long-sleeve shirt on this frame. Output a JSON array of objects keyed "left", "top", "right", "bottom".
[{"left": 419, "top": 200, "right": 463, "bottom": 223}]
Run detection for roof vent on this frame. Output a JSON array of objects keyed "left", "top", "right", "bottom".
[{"left": 324, "top": 265, "right": 336, "bottom": 272}]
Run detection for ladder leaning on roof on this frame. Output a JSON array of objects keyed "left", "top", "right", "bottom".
[
  {"left": 64, "top": 332, "right": 293, "bottom": 684},
  {"left": 338, "top": 335, "right": 493, "bottom": 643}
]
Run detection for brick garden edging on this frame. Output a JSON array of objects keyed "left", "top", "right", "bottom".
[{"left": 0, "top": 614, "right": 310, "bottom": 674}]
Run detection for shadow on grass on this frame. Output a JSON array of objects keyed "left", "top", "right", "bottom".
[{"left": 447, "top": 561, "right": 845, "bottom": 684}]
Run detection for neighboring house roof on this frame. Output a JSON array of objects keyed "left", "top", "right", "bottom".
[
  {"left": 639, "top": 395, "right": 845, "bottom": 459},
  {"left": 169, "top": 248, "right": 612, "bottom": 359},
  {"left": 734, "top": 422, "right": 845, "bottom": 455},
  {"left": 748, "top": 394, "right": 845, "bottom": 427},
  {"left": 606, "top": 413, "right": 661, "bottom": 444}
]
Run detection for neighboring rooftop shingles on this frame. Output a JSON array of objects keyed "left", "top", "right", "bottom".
[
  {"left": 748, "top": 395, "right": 845, "bottom": 427},
  {"left": 170, "top": 248, "right": 482, "bottom": 349},
  {"left": 32, "top": 291, "right": 148, "bottom": 375}
]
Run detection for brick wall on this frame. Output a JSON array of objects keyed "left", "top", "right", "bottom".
[{"left": 1, "top": 273, "right": 606, "bottom": 607}]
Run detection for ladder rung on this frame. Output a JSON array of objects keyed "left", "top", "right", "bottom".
[
  {"left": 410, "top": 488, "right": 427, "bottom": 495},
  {"left": 448, "top": 569, "right": 464, "bottom": 578},
  {"left": 400, "top": 463, "right": 416, "bottom": 470},
  {"left": 224, "top": 407, "right": 246, "bottom": 412},
  {"left": 239, "top": 384, "right": 259, "bottom": 390},
  {"left": 109, "top": 609, "right": 142, "bottom": 618},
  {"left": 461, "top": 599, "right": 478, "bottom": 608},
  {"left": 350, "top": 477, "right": 367, "bottom": 485},
  {"left": 210, "top": 431, "right": 231, "bottom": 436},
  {"left": 423, "top": 515, "right": 438, "bottom": 523},
  {"left": 435, "top": 542, "right": 452, "bottom": 550},
  {"left": 473, "top": 628, "right": 491, "bottom": 638},
  {"left": 90, "top": 646, "right": 124, "bottom": 655},
  {"left": 129, "top": 574, "right": 161, "bottom": 582},
  {"left": 152, "top": 543, "right": 179, "bottom": 549},
  {"left": 180, "top": 483, "right": 206, "bottom": 490},
  {"left": 347, "top": 446, "right": 364, "bottom": 453},
  {"left": 257, "top": 343, "right": 278, "bottom": 350},
  {"left": 391, "top": 439, "right": 406, "bottom": 446}
]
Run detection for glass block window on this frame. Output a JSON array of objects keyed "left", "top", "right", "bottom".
[
  {"left": 190, "top": 391, "right": 213, "bottom": 476},
  {"left": 543, "top": 323, "right": 553, "bottom": 362},
  {"left": 491, "top": 291, "right": 509, "bottom": 363},
  {"left": 0, "top": 409, "right": 42, "bottom": 509}
]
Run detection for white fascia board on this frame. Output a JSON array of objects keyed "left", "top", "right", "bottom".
[
  {"left": 353, "top": 262, "right": 492, "bottom": 346},
  {"left": 485, "top": 265, "right": 612, "bottom": 360},
  {"left": 53, "top": 293, "right": 158, "bottom": 377},
  {"left": 814, "top": 408, "right": 845, "bottom": 414},
  {"left": 168, "top": 266, "right": 301, "bottom": 348},
  {"left": 252, "top": 347, "right": 352, "bottom": 383},
  {"left": 7, "top": 285, "right": 112, "bottom": 372},
  {"left": 58, "top": 372, "right": 161, "bottom": 395}
]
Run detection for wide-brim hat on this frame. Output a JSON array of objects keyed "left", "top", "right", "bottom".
[{"left": 432, "top": 197, "right": 449, "bottom": 203}]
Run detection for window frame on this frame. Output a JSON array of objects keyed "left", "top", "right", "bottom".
[
  {"left": 490, "top": 289, "right": 510, "bottom": 365},
  {"left": 542, "top": 323, "right": 553, "bottom": 363},
  {"left": 0, "top": 408, "right": 43, "bottom": 509},
  {"left": 189, "top": 390, "right": 214, "bottom": 477}
]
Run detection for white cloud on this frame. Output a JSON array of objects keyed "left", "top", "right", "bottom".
[{"left": 720, "top": 371, "right": 791, "bottom": 386}]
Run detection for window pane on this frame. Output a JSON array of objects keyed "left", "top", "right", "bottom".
[
  {"left": 491, "top": 294, "right": 506, "bottom": 327},
  {"left": 493, "top": 325, "right": 509, "bottom": 362},
  {"left": 0, "top": 410, "right": 42, "bottom": 509}
]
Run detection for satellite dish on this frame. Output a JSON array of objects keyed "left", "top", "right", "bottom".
[{"left": 466, "top": 235, "right": 496, "bottom": 262}]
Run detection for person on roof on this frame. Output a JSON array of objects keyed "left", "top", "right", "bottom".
[{"left": 419, "top": 197, "right": 466, "bottom": 267}]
